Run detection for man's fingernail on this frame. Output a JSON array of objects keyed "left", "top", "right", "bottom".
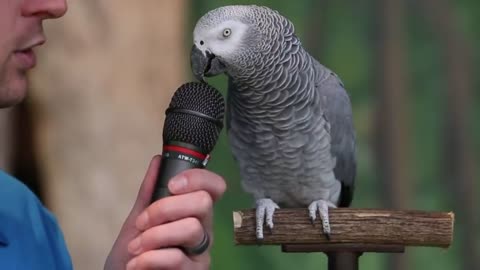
[
  {"left": 168, "top": 176, "right": 188, "bottom": 193},
  {"left": 126, "top": 258, "right": 137, "bottom": 270},
  {"left": 128, "top": 237, "right": 142, "bottom": 256},
  {"left": 136, "top": 212, "right": 149, "bottom": 230}
]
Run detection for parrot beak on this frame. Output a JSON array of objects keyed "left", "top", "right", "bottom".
[
  {"left": 190, "top": 45, "right": 226, "bottom": 82},
  {"left": 191, "top": 45, "right": 208, "bottom": 82}
]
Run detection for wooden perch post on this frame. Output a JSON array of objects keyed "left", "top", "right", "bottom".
[{"left": 233, "top": 208, "right": 454, "bottom": 270}]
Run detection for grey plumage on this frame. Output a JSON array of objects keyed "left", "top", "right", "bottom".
[{"left": 191, "top": 5, "right": 356, "bottom": 239}]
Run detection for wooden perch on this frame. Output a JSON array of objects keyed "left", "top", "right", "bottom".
[{"left": 233, "top": 208, "right": 454, "bottom": 252}]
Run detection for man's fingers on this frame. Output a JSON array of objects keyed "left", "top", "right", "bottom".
[
  {"left": 128, "top": 217, "right": 207, "bottom": 256},
  {"left": 126, "top": 248, "right": 195, "bottom": 270},
  {"left": 136, "top": 190, "right": 213, "bottom": 231},
  {"left": 167, "top": 168, "right": 226, "bottom": 201}
]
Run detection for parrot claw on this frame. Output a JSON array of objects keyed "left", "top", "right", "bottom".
[
  {"left": 308, "top": 200, "right": 336, "bottom": 240},
  {"left": 255, "top": 198, "right": 280, "bottom": 240}
]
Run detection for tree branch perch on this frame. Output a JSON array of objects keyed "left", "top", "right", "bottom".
[{"left": 233, "top": 208, "right": 454, "bottom": 251}]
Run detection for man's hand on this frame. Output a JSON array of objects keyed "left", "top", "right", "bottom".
[{"left": 104, "top": 155, "right": 227, "bottom": 270}]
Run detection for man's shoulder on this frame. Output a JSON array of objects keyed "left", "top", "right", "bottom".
[
  {"left": 0, "top": 170, "right": 46, "bottom": 227},
  {"left": 0, "top": 169, "right": 63, "bottom": 233},
  {"left": 0, "top": 170, "right": 39, "bottom": 209},
  {"left": 0, "top": 170, "right": 31, "bottom": 189},
  {"left": 0, "top": 170, "right": 73, "bottom": 269},
  {"left": 0, "top": 169, "right": 33, "bottom": 199}
]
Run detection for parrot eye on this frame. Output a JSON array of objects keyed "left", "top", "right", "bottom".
[{"left": 223, "top": 28, "right": 232, "bottom": 38}]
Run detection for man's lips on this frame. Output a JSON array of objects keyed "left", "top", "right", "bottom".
[
  {"left": 14, "top": 39, "right": 45, "bottom": 70},
  {"left": 14, "top": 49, "right": 37, "bottom": 69}
]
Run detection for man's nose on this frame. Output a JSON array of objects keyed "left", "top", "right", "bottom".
[{"left": 22, "top": 0, "right": 68, "bottom": 19}]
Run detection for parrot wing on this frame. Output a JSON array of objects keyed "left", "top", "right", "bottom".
[{"left": 315, "top": 63, "right": 356, "bottom": 207}]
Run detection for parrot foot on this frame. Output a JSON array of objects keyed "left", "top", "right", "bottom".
[
  {"left": 255, "top": 198, "right": 280, "bottom": 240},
  {"left": 308, "top": 200, "right": 336, "bottom": 240}
]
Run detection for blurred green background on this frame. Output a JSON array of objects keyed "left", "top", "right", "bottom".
[{"left": 188, "top": 1, "right": 479, "bottom": 269}]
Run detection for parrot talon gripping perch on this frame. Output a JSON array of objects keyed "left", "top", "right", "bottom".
[
  {"left": 309, "top": 200, "right": 336, "bottom": 240},
  {"left": 255, "top": 198, "right": 280, "bottom": 240}
]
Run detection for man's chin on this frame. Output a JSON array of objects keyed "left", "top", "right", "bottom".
[{"left": 0, "top": 78, "right": 28, "bottom": 108}]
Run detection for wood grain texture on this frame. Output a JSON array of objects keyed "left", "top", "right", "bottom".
[{"left": 234, "top": 208, "right": 454, "bottom": 249}]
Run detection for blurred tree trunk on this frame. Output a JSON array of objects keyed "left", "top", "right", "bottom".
[
  {"left": 30, "top": 1, "right": 187, "bottom": 269},
  {"left": 417, "top": 0, "right": 479, "bottom": 269},
  {"left": 374, "top": 0, "right": 411, "bottom": 269}
]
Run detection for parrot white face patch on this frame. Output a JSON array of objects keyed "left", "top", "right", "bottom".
[{"left": 194, "top": 20, "right": 249, "bottom": 61}]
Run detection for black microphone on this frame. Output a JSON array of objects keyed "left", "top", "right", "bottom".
[{"left": 151, "top": 82, "right": 225, "bottom": 202}]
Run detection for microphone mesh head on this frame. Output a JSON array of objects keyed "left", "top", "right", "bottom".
[{"left": 163, "top": 82, "right": 225, "bottom": 154}]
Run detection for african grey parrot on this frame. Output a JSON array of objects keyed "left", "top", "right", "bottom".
[{"left": 190, "top": 5, "right": 356, "bottom": 240}]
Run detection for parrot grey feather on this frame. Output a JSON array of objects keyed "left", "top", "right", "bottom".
[
  {"left": 226, "top": 48, "right": 343, "bottom": 207},
  {"left": 313, "top": 64, "right": 356, "bottom": 207},
  {"left": 192, "top": 5, "right": 356, "bottom": 239}
]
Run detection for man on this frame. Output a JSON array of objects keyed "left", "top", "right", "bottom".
[{"left": 0, "top": 0, "right": 226, "bottom": 269}]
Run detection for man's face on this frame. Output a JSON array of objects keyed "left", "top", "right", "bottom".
[{"left": 0, "top": 0, "right": 67, "bottom": 108}]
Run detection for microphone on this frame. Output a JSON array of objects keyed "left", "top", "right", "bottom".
[{"left": 151, "top": 82, "right": 225, "bottom": 202}]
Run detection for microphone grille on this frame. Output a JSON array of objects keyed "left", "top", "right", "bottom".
[{"left": 163, "top": 82, "right": 225, "bottom": 154}]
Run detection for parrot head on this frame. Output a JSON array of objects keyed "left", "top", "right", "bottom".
[{"left": 190, "top": 5, "right": 293, "bottom": 82}]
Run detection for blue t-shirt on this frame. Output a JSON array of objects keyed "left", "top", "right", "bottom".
[{"left": 0, "top": 170, "right": 73, "bottom": 269}]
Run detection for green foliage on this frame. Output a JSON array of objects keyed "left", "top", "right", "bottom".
[{"left": 187, "top": 1, "right": 479, "bottom": 269}]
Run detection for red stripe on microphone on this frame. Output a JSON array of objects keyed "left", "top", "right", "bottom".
[{"left": 163, "top": 145, "right": 207, "bottom": 160}]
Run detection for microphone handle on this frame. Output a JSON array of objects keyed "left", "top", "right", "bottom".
[{"left": 151, "top": 145, "right": 207, "bottom": 202}]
